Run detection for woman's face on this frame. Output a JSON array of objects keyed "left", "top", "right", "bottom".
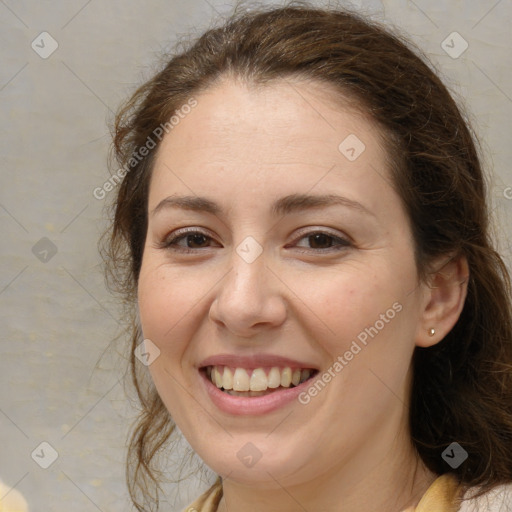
[{"left": 137, "top": 78, "right": 430, "bottom": 488}]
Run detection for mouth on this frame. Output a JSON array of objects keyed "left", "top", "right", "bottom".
[{"left": 200, "top": 365, "right": 319, "bottom": 398}]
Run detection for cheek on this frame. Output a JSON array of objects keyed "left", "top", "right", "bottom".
[
  {"left": 136, "top": 265, "right": 202, "bottom": 422},
  {"left": 293, "top": 269, "right": 388, "bottom": 339},
  {"left": 297, "top": 270, "right": 416, "bottom": 414},
  {"left": 291, "top": 263, "right": 417, "bottom": 365},
  {"left": 137, "top": 265, "right": 198, "bottom": 354}
]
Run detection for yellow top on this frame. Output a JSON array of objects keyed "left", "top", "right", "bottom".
[
  {"left": 184, "top": 473, "right": 463, "bottom": 512},
  {"left": 0, "top": 480, "right": 29, "bottom": 512}
]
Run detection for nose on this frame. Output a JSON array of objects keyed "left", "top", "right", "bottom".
[{"left": 208, "top": 248, "right": 287, "bottom": 337}]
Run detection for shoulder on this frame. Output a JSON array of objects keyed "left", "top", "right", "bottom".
[
  {"left": 459, "top": 483, "right": 512, "bottom": 511},
  {"left": 181, "top": 480, "right": 223, "bottom": 512},
  {"left": 415, "top": 474, "right": 512, "bottom": 512}
]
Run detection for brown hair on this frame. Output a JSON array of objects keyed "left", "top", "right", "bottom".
[{"left": 102, "top": 2, "right": 512, "bottom": 510}]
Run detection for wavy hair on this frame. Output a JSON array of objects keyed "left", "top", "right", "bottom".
[{"left": 101, "top": 2, "right": 512, "bottom": 510}]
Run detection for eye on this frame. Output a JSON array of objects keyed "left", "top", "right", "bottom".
[
  {"left": 157, "top": 228, "right": 351, "bottom": 254},
  {"left": 158, "top": 229, "right": 219, "bottom": 253},
  {"left": 291, "top": 230, "right": 351, "bottom": 252}
]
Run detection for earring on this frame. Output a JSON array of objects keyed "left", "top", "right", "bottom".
[{"left": 428, "top": 328, "right": 436, "bottom": 336}]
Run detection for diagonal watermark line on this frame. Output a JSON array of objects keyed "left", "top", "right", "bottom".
[
  {"left": 0, "top": 0, "right": 28, "bottom": 28},
  {"left": 264, "top": 471, "right": 311, "bottom": 511},
  {"left": 164, "top": 268, "right": 233, "bottom": 337},
  {"left": 265, "top": 265, "right": 336, "bottom": 336},
  {"left": 0, "top": 406, "right": 29, "bottom": 438},
  {"left": 404, "top": 253, "right": 462, "bottom": 299},
  {"left": 368, "top": 367, "right": 409, "bottom": 410},
  {"left": 264, "top": 163, "right": 337, "bottom": 237},
  {"left": 162, "top": 162, "right": 231, "bottom": 234},
  {"left": 472, "top": 0, "right": 502, "bottom": 29},
  {"left": 0, "top": 62, "right": 28, "bottom": 92},
  {"left": 0, "top": 472, "right": 29, "bottom": 503},
  {"left": 162, "top": 162, "right": 197, "bottom": 194},
  {"left": 61, "top": 266, "right": 117, "bottom": 322},
  {"left": 410, "top": 0, "right": 439, "bottom": 28},
  {"left": 284, "top": 78, "right": 337, "bottom": 131},
  {"left": 367, "top": 162, "right": 394, "bottom": 190},
  {"left": 61, "top": 61, "right": 114, "bottom": 113},
  {"left": 215, "top": 471, "right": 238, "bottom": 511},
  {"left": 472, "top": 61, "right": 512, "bottom": 104},
  {"left": 83, "top": 133, "right": 109, "bottom": 146},
  {"left": 61, "top": 0, "right": 94, "bottom": 29},
  {"left": 200, "top": 0, "right": 222, "bottom": 16},
  {"left": 0, "top": 204, "right": 28, "bottom": 232},
  {"left": 405, "top": 281, "right": 421, "bottom": 298},
  {"left": 61, "top": 471, "right": 105, "bottom": 511},
  {"left": 163, "top": 367, "right": 234, "bottom": 438},
  {"left": 0, "top": 266, "right": 29, "bottom": 296},
  {"left": 164, "top": 156, "right": 336, "bottom": 252},
  {"left": 265, "top": 410, "right": 294, "bottom": 438},
  {"left": 61, "top": 379, "right": 120, "bottom": 439},
  {"left": 60, "top": 204, "right": 89, "bottom": 233},
  {"left": 294, "top": 163, "right": 336, "bottom": 192}
]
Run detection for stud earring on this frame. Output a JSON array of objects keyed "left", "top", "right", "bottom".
[{"left": 428, "top": 328, "right": 436, "bottom": 336}]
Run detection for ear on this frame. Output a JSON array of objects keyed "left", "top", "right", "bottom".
[{"left": 416, "top": 253, "right": 469, "bottom": 348}]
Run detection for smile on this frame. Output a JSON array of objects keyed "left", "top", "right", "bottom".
[
  {"left": 205, "top": 365, "right": 316, "bottom": 396},
  {"left": 199, "top": 363, "right": 320, "bottom": 415}
]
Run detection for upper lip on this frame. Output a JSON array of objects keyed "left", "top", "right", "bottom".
[{"left": 198, "top": 353, "right": 319, "bottom": 370}]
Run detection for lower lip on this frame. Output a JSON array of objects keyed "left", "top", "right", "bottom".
[{"left": 199, "top": 369, "right": 316, "bottom": 415}]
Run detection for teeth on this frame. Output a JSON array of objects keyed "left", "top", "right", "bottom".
[
  {"left": 280, "top": 367, "right": 292, "bottom": 387},
  {"left": 222, "top": 367, "right": 233, "bottom": 390},
  {"left": 249, "top": 368, "right": 268, "bottom": 391},
  {"left": 213, "top": 367, "right": 223, "bottom": 388},
  {"left": 206, "top": 366, "right": 315, "bottom": 392},
  {"left": 267, "top": 367, "right": 281, "bottom": 388},
  {"left": 233, "top": 368, "right": 250, "bottom": 391}
]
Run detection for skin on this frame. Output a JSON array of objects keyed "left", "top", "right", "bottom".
[{"left": 137, "top": 77, "right": 468, "bottom": 512}]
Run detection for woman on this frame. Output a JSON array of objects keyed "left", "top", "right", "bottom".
[{"left": 103, "top": 3, "right": 512, "bottom": 511}]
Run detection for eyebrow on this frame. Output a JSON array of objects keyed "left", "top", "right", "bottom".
[{"left": 151, "top": 193, "right": 374, "bottom": 218}]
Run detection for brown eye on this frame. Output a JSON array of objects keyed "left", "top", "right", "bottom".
[
  {"left": 159, "top": 229, "right": 220, "bottom": 253},
  {"left": 184, "top": 233, "right": 210, "bottom": 248},
  {"left": 307, "top": 233, "right": 335, "bottom": 249},
  {"left": 294, "top": 231, "right": 351, "bottom": 252}
]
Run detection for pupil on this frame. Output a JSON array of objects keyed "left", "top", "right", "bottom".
[
  {"left": 188, "top": 234, "right": 207, "bottom": 247},
  {"left": 310, "top": 233, "right": 331, "bottom": 248}
]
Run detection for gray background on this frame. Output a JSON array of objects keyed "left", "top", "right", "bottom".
[{"left": 1, "top": 0, "right": 511, "bottom": 511}]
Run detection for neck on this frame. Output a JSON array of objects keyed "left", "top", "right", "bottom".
[
  {"left": 216, "top": 422, "right": 436, "bottom": 512},
  {"left": 218, "top": 458, "right": 435, "bottom": 512}
]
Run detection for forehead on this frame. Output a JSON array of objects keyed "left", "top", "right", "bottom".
[{"left": 149, "top": 78, "right": 394, "bottom": 213}]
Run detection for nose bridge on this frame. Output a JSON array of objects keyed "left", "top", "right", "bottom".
[
  {"left": 210, "top": 239, "right": 286, "bottom": 333},
  {"left": 224, "top": 241, "right": 269, "bottom": 306}
]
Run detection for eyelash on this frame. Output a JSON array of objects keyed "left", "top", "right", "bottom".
[{"left": 157, "top": 227, "right": 352, "bottom": 254}]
